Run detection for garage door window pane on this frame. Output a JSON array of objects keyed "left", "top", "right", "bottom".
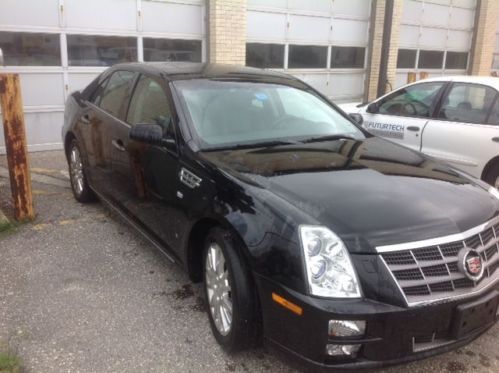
[
  {"left": 67, "top": 35, "right": 137, "bottom": 66},
  {"left": 445, "top": 52, "right": 468, "bottom": 70},
  {"left": 98, "top": 71, "right": 135, "bottom": 119},
  {"left": 397, "top": 49, "right": 417, "bottom": 69},
  {"left": 143, "top": 38, "right": 201, "bottom": 62},
  {"left": 330, "top": 47, "right": 365, "bottom": 68},
  {"left": 246, "top": 43, "right": 284, "bottom": 68},
  {"left": 0, "top": 31, "right": 60, "bottom": 66},
  {"left": 288, "top": 45, "right": 327, "bottom": 68},
  {"left": 418, "top": 50, "right": 444, "bottom": 69},
  {"left": 438, "top": 84, "right": 497, "bottom": 124}
]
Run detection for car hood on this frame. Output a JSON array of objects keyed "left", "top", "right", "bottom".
[{"left": 201, "top": 137, "right": 499, "bottom": 252}]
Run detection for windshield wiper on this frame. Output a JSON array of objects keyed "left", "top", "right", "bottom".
[
  {"left": 300, "top": 134, "right": 357, "bottom": 143},
  {"left": 204, "top": 139, "right": 300, "bottom": 152}
]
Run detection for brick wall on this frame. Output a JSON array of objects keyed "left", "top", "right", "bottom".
[
  {"left": 470, "top": 0, "right": 498, "bottom": 76},
  {"left": 208, "top": 0, "right": 246, "bottom": 65},
  {"left": 365, "top": 0, "right": 403, "bottom": 102}
]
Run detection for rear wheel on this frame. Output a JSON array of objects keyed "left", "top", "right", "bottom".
[
  {"left": 483, "top": 161, "right": 499, "bottom": 188},
  {"left": 68, "top": 139, "right": 95, "bottom": 203},
  {"left": 203, "top": 228, "right": 260, "bottom": 352}
]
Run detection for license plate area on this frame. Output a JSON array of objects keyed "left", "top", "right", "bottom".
[{"left": 451, "top": 293, "right": 499, "bottom": 339}]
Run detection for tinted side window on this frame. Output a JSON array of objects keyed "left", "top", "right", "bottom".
[
  {"left": 98, "top": 71, "right": 135, "bottom": 118},
  {"left": 487, "top": 99, "right": 499, "bottom": 125},
  {"left": 378, "top": 82, "right": 444, "bottom": 117},
  {"left": 127, "top": 76, "right": 173, "bottom": 134},
  {"left": 438, "top": 84, "right": 497, "bottom": 124}
]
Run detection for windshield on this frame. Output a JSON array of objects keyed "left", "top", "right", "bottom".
[{"left": 174, "top": 79, "right": 365, "bottom": 150}]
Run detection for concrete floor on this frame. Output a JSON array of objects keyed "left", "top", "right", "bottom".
[{"left": 0, "top": 150, "right": 498, "bottom": 372}]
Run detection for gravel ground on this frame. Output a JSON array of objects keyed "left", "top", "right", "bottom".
[{"left": 0, "top": 150, "right": 498, "bottom": 373}]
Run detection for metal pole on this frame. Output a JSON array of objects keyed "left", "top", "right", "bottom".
[{"left": 0, "top": 73, "right": 35, "bottom": 221}]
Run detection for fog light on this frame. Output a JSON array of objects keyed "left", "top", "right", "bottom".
[
  {"left": 326, "top": 343, "right": 361, "bottom": 357},
  {"left": 328, "top": 320, "right": 366, "bottom": 337}
]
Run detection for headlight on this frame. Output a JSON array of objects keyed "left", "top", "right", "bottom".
[
  {"left": 299, "top": 225, "right": 361, "bottom": 298},
  {"left": 488, "top": 187, "right": 499, "bottom": 200}
]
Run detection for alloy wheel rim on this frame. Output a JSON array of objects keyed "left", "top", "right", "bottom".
[
  {"left": 70, "top": 146, "right": 84, "bottom": 196},
  {"left": 495, "top": 176, "right": 499, "bottom": 189},
  {"left": 205, "top": 242, "right": 233, "bottom": 336}
]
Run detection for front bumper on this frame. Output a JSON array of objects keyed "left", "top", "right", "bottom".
[{"left": 255, "top": 273, "right": 499, "bottom": 370}]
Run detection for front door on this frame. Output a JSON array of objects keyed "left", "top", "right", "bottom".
[
  {"left": 422, "top": 82, "right": 499, "bottom": 178},
  {"left": 362, "top": 81, "right": 447, "bottom": 151},
  {"left": 110, "top": 74, "right": 184, "bottom": 256}
]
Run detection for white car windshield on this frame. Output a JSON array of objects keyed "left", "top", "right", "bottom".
[{"left": 174, "top": 79, "right": 365, "bottom": 150}]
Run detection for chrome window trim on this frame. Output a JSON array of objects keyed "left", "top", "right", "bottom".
[{"left": 376, "top": 215, "right": 499, "bottom": 253}]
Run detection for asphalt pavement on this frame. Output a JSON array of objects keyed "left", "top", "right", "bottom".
[{"left": 0, "top": 150, "right": 498, "bottom": 372}]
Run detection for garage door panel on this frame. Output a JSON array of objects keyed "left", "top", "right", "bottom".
[
  {"left": 0, "top": 111, "right": 64, "bottom": 151},
  {"left": 333, "top": 0, "right": 370, "bottom": 18},
  {"left": 423, "top": 3, "right": 449, "bottom": 27},
  {"left": 292, "top": 73, "right": 329, "bottom": 96},
  {"left": 289, "top": 15, "right": 330, "bottom": 43},
  {"left": 142, "top": 2, "right": 203, "bottom": 36},
  {"left": 65, "top": 0, "right": 137, "bottom": 31},
  {"left": 0, "top": 0, "right": 59, "bottom": 28},
  {"left": 402, "top": 0, "right": 423, "bottom": 24},
  {"left": 399, "top": 25, "right": 419, "bottom": 47},
  {"left": 452, "top": 0, "right": 475, "bottom": 9},
  {"left": 19, "top": 73, "right": 65, "bottom": 107},
  {"left": 248, "top": 0, "right": 287, "bottom": 8},
  {"left": 67, "top": 73, "right": 103, "bottom": 94},
  {"left": 329, "top": 73, "right": 364, "bottom": 99},
  {"left": 247, "top": 11, "right": 286, "bottom": 40},
  {"left": 419, "top": 27, "right": 447, "bottom": 48},
  {"left": 287, "top": 0, "right": 332, "bottom": 13},
  {"left": 447, "top": 30, "right": 471, "bottom": 50},
  {"left": 449, "top": 7, "right": 475, "bottom": 29},
  {"left": 332, "top": 19, "right": 368, "bottom": 45}
]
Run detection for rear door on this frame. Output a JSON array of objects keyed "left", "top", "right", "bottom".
[
  {"left": 421, "top": 82, "right": 499, "bottom": 178},
  {"left": 361, "top": 81, "right": 447, "bottom": 151},
  {"left": 84, "top": 70, "right": 136, "bottom": 198}
]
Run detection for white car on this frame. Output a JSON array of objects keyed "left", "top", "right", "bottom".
[{"left": 340, "top": 76, "right": 499, "bottom": 187}]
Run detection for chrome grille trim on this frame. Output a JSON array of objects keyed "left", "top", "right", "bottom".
[{"left": 377, "top": 216, "right": 499, "bottom": 307}]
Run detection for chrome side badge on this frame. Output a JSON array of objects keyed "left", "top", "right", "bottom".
[{"left": 179, "top": 168, "right": 202, "bottom": 189}]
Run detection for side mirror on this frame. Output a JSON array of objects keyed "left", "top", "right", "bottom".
[
  {"left": 130, "top": 124, "right": 164, "bottom": 146},
  {"left": 348, "top": 113, "right": 364, "bottom": 125},
  {"left": 366, "top": 102, "right": 379, "bottom": 114}
]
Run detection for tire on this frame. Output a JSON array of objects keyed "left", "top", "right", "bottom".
[
  {"left": 68, "top": 139, "right": 96, "bottom": 203},
  {"left": 203, "top": 227, "right": 261, "bottom": 352},
  {"left": 483, "top": 161, "right": 499, "bottom": 188}
]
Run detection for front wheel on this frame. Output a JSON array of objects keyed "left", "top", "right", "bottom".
[
  {"left": 68, "top": 139, "right": 95, "bottom": 203},
  {"left": 203, "top": 228, "right": 260, "bottom": 352},
  {"left": 483, "top": 161, "right": 499, "bottom": 188}
]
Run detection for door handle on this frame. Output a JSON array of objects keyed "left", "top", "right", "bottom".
[
  {"left": 407, "top": 126, "right": 420, "bottom": 132},
  {"left": 492, "top": 137, "right": 499, "bottom": 143},
  {"left": 81, "top": 114, "right": 91, "bottom": 124},
  {"left": 112, "top": 139, "right": 126, "bottom": 152}
]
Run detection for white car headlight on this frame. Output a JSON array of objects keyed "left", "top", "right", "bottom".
[
  {"left": 488, "top": 187, "right": 499, "bottom": 200},
  {"left": 299, "top": 225, "right": 361, "bottom": 298}
]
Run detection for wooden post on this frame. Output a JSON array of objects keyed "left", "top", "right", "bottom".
[
  {"left": 407, "top": 72, "right": 417, "bottom": 84},
  {"left": 0, "top": 74, "right": 34, "bottom": 221}
]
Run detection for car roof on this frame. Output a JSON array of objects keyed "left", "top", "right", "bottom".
[
  {"left": 110, "top": 62, "right": 297, "bottom": 82},
  {"left": 412, "top": 75, "right": 499, "bottom": 90}
]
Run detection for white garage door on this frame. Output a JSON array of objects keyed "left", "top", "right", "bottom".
[
  {"left": 395, "top": 0, "right": 476, "bottom": 88},
  {"left": 246, "top": 0, "right": 372, "bottom": 103},
  {"left": 0, "top": 0, "right": 206, "bottom": 154}
]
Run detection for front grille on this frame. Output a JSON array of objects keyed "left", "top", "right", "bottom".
[{"left": 380, "top": 219, "right": 499, "bottom": 306}]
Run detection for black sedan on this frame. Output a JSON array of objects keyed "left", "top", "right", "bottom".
[{"left": 62, "top": 63, "right": 499, "bottom": 370}]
